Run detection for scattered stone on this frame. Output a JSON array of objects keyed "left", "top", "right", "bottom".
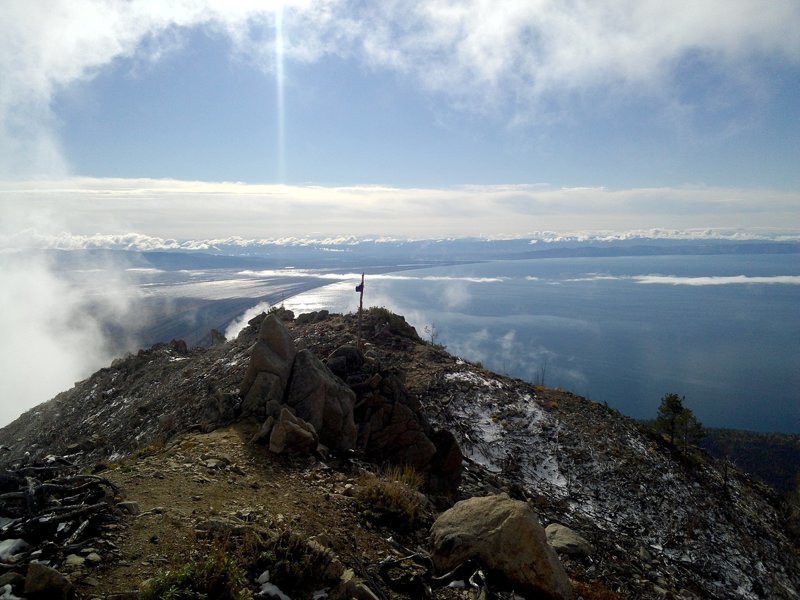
[
  {"left": 430, "top": 494, "right": 574, "bottom": 599},
  {"left": 545, "top": 523, "right": 594, "bottom": 557},
  {"left": 0, "top": 573, "right": 24, "bottom": 588},
  {"left": 64, "top": 554, "right": 85, "bottom": 567},
  {"left": 117, "top": 501, "right": 140, "bottom": 515}
]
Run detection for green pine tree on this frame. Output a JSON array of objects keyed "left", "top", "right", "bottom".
[{"left": 655, "top": 393, "right": 704, "bottom": 447}]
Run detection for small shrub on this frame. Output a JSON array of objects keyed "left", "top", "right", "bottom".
[
  {"left": 355, "top": 465, "right": 426, "bottom": 527},
  {"left": 140, "top": 543, "right": 251, "bottom": 600},
  {"left": 257, "top": 529, "right": 341, "bottom": 593},
  {"left": 365, "top": 307, "right": 421, "bottom": 340}
]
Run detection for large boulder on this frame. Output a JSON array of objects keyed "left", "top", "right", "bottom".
[
  {"left": 24, "top": 562, "right": 73, "bottom": 599},
  {"left": 286, "top": 350, "right": 357, "bottom": 452},
  {"left": 240, "top": 315, "right": 297, "bottom": 419},
  {"left": 363, "top": 394, "right": 437, "bottom": 468},
  {"left": 430, "top": 494, "right": 573, "bottom": 600}
]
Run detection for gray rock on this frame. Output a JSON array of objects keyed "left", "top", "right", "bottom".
[
  {"left": 269, "top": 408, "right": 319, "bottom": 455},
  {"left": 240, "top": 315, "right": 297, "bottom": 418},
  {"left": 64, "top": 554, "right": 85, "bottom": 567},
  {"left": 285, "top": 349, "right": 357, "bottom": 452},
  {"left": 545, "top": 523, "right": 594, "bottom": 557},
  {"left": 0, "top": 572, "right": 24, "bottom": 588},
  {"left": 251, "top": 415, "right": 276, "bottom": 445},
  {"left": 326, "top": 345, "right": 365, "bottom": 379},
  {"left": 241, "top": 372, "right": 285, "bottom": 420},
  {"left": 430, "top": 494, "right": 573, "bottom": 600},
  {"left": 117, "top": 501, "right": 140, "bottom": 515},
  {"left": 24, "top": 562, "right": 73, "bottom": 598},
  {"left": 296, "top": 310, "right": 330, "bottom": 325},
  {"left": 363, "top": 395, "right": 436, "bottom": 469}
]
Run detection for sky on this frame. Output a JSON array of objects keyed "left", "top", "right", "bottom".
[{"left": 1, "top": 0, "right": 800, "bottom": 242}]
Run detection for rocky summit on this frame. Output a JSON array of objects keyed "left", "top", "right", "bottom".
[{"left": 1, "top": 307, "right": 798, "bottom": 599}]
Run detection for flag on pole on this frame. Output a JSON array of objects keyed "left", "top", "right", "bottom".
[{"left": 356, "top": 273, "right": 365, "bottom": 349}]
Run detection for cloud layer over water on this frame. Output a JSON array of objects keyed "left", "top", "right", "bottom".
[{"left": 2, "top": 178, "right": 798, "bottom": 241}]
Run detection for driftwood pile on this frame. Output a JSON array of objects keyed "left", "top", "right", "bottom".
[{"left": 1, "top": 452, "right": 120, "bottom": 595}]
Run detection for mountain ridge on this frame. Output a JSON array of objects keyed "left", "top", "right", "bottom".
[{"left": 1, "top": 308, "right": 798, "bottom": 599}]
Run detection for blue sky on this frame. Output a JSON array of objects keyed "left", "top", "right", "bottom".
[{"left": 1, "top": 0, "right": 800, "bottom": 240}]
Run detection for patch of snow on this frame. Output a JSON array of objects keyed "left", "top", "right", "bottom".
[
  {"left": 1, "top": 583, "right": 23, "bottom": 600},
  {"left": 258, "top": 583, "right": 291, "bottom": 600},
  {"left": 0, "top": 539, "right": 28, "bottom": 561},
  {"left": 256, "top": 570, "right": 291, "bottom": 600},
  {"left": 444, "top": 371, "right": 504, "bottom": 388}
]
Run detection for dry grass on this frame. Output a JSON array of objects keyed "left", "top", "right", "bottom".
[{"left": 355, "top": 465, "right": 427, "bottom": 527}]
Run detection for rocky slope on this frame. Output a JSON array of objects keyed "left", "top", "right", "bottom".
[{"left": 1, "top": 308, "right": 798, "bottom": 599}]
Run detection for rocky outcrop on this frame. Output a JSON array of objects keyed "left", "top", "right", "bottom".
[
  {"left": 239, "top": 315, "right": 462, "bottom": 498},
  {"left": 286, "top": 350, "right": 357, "bottom": 452},
  {"left": 242, "top": 316, "right": 356, "bottom": 455},
  {"left": 430, "top": 494, "right": 573, "bottom": 600},
  {"left": 295, "top": 309, "right": 329, "bottom": 325},
  {"left": 240, "top": 314, "right": 297, "bottom": 420},
  {"left": 326, "top": 344, "right": 462, "bottom": 500}
]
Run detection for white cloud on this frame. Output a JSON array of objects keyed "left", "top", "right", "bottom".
[
  {"left": 223, "top": 300, "right": 272, "bottom": 340},
  {"left": 564, "top": 274, "right": 800, "bottom": 286},
  {"left": 2, "top": 1, "right": 799, "bottom": 176},
  {"left": 633, "top": 274, "right": 800, "bottom": 286},
  {"left": 1, "top": 178, "right": 798, "bottom": 242},
  {"left": 0, "top": 252, "right": 142, "bottom": 426}
]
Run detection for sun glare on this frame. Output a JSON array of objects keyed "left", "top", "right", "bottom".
[{"left": 275, "top": 5, "right": 286, "bottom": 182}]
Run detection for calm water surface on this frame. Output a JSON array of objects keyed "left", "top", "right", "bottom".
[{"left": 283, "top": 255, "right": 800, "bottom": 433}]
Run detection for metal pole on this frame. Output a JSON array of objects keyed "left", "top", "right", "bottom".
[{"left": 357, "top": 272, "right": 364, "bottom": 349}]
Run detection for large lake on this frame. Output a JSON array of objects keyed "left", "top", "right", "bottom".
[{"left": 282, "top": 254, "right": 800, "bottom": 433}]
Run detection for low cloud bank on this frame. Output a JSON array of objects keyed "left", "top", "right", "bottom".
[
  {"left": 2, "top": 179, "right": 799, "bottom": 242},
  {"left": 0, "top": 253, "right": 143, "bottom": 426}
]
